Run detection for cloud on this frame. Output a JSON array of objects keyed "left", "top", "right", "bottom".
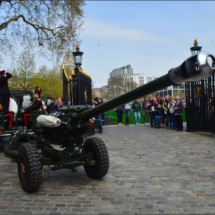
[{"left": 81, "top": 19, "right": 167, "bottom": 45}]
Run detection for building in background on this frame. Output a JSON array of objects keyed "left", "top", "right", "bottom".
[
  {"left": 92, "top": 88, "right": 101, "bottom": 98},
  {"left": 128, "top": 73, "right": 159, "bottom": 85},
  {"left": 155, "top": 84, "right": 185, "bottom": 97},
  {"left": 62, "top": 54, "right": 75, "bottom": 71},
  {"left": 108, "top": 64, "right": 133, "bottom": 84}
]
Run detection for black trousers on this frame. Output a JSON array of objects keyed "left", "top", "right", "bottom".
[
  {"left": 1, "top": 94, "right": 10, "bottom": 113},
  {"left": 175, "top": 114, "right": 183, "bottom": 130}
]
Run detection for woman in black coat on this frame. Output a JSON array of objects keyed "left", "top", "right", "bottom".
[{"left": 115, "top": 105, "right": 124, "bottom": 126}]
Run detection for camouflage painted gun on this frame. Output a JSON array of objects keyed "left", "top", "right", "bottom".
[{"left": 4, "top": 51, "right": 215, "bottom": 193}]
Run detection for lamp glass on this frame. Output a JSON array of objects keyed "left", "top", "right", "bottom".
[{"left": 75, "top": 55, "right": 82, "bottom": 65}]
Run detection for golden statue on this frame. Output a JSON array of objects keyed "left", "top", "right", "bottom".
[{"left": 84, "top": 90, "right": 87, "bottom": 102}]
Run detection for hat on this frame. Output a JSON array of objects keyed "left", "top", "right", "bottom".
[
  {"left": 34, "top": 87, "right": 42, "bottom": 95},
  {"left": 0, "top": 70, "right": 5, "bottom": 75}
]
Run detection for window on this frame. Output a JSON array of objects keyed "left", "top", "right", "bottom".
[
  {"left": 168, "top": 90, "right": 172, "bottom": 96},
  {"left": 130, "top": 77, "right": 133, "bottom": 81},
  {"left": 164, "top": 91, "right": 167, "bottom": 96},
  {"left": 160, "top": 92, "right": 163, "bottom": 96},
  {"left": 147, "top": 77, "right": 152, "bottom": 82},
  {"left": 124, "top": 68, "right": 128, "bottom": 74},
  {"left": 179, "top": 84, "right": 184, "bottom": 89},
  {"left": 173, "top": 85, "right": 178, "bottom": 89},
  {"left": 139, "top": 80, "right": 144, "bottom": 85}
]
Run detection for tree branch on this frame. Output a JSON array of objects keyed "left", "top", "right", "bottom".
[{"left": 0, "top": 14, "right": 65, "bottom": 38}]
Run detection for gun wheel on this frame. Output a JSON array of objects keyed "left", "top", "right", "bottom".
[
  {"left": 83, "top": 137, "right": 109, "bottom": 179},
  {"left": 17, "top": 143, "right": 42, "bottom": 193}
]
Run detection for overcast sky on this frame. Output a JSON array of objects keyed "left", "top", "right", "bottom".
[{"left": 1, "top": 1, "right": 215, "bottom": 88}]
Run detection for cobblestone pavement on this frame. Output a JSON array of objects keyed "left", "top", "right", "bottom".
[{"left": 1, "top": 125, "right": 215, "bottom": 214}]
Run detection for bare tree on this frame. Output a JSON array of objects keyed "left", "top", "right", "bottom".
[{"left": 0, "top": 0, "right": 85, "bottom": 61}]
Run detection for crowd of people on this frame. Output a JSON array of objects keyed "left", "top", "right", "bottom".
[
  {"left": 91, "top": 95, "right": 184, "bottom": 134},
  {"left": 119, "top": 95, "right": 184, "bottom": 131}
]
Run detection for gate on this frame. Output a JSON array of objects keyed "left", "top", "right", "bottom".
[
  {"left": 185, "top": 71, "right": 215, "bottom": 132},
  {"left": 63, "top": 66, "right": 92, "bottom": 106}
]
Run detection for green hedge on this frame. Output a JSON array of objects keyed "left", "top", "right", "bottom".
[{"left": 105, "top": 110, "right": 187, "bottom": 125}]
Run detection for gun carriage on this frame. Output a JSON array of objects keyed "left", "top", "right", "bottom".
[{"left": 3, "top": 51, "right": 215, "bottom": 192}]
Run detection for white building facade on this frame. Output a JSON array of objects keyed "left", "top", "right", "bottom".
[
  {"left": 155, "top": 84, "right": 185, "bottom": 97},
  {"left": 128, "top": 73, "right": 159, "bottom": 85}
]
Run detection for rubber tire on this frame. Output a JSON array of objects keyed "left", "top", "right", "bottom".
[
  {"left": 83, "top": 137, "right": 109, "bottom": 179},
  {"left": 17, "top": 143, "right": 42, "bottom": 193}
]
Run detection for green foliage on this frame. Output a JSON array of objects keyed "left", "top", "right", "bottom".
[
  {"left": 105, "top": 110, "right": 187, "bottom": 124},
  {"left": 31, "top": 65, "right": 63, "bottom": 99},
  {"left": 8, "top": 51, "right": 36, "bottom": 91},
  {"left": 8, "top": 51, "right": 63, "bottom": 98}
]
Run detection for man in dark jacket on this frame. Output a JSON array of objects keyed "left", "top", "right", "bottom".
[
  {"left": 0, "top": 70, "right": 12, "bottom": 113},
  {"left": 154, "top": 104, "right": 164, "bottom": 128},
  {"left": 174, "top": 96, "right": 184, "bottom": 131},
  {"left": 21, "top": 87, "right": 43, "bottom": 127},
  {"left": 0, "top": 70, "right": 16, "bottom": 130},
  {"left": 142, "top": 96, "right": 150, "bottom": 125}
]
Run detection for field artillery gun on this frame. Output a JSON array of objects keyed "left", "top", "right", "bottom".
[{"left": 3, "top": 51, "right": 215, "bottom": 193}]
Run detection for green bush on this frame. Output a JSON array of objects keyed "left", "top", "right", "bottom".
[{"left": 105, "top": 110, "right": 187, "bottom": 124}]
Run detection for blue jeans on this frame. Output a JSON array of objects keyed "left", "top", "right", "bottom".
[
  {"left": 150, "top": 112, "right": 156, "bottom": 127},
  {"left": 116, "top": 110, "right": 123, "bottom": 123},
  {"left": 155, "top": 116, "right": 163, "bottom": 126},
  {"left": 125, "top": 109, "right": 131, "bottom": 124},
  {"left": 170, "top": 113, "right": 177, "bottom": 129},
  {"left": 95, "top": 115, "right": 103, "bottom": 132},
  {"left": 134, "top": 111, "right": 140, "bottom": 124}
]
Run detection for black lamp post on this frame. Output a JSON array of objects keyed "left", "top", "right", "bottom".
[
  {"left": 73, "top": 44, "right": 83, "bottom": 74},
  {"left": 190, "top": 39, "right": 202, "bottom": 56},
  {"left": 72, "top": 44, "right": 84, "bottom": 105}
]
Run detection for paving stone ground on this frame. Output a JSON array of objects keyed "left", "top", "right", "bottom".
[{"left": 1, "top": 124, "right": 215, "bottom": 214}]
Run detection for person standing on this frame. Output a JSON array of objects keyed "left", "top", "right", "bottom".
[
  {"left": 99, "top": 98, "right": 105, "bottom": 129},
  {"left": 142, "top": 96, "right": 150, "bottom": 125},
  {"left": 0, "top": 70, "right": 16, "bottom": 130},
  {"left": 148, "top": 96, "right": 158, "bottom": 127},
  {"left": 124, "top": 102, "right": 132, "bottom": 126},
  {"left": 93, "top": 97, "right": 103, "bottom": 133},
  {"left": 0, "top": 70, "right": 12, "bottom": 113},
  {"left": 174, "top": 96, "right": 184, "bottom": 131},
  {"left": 115, "top": 105, "right": 124, "bottom": 126},
  {"left": 168, "top": 96, "right": 177, "bottom": 130},
  {"left": 163, "top": 95, "right": 170, "bottom": 129},
  {"left": 132, "top": 99, "right": 141, "bottom": 125},
  {"left": 156, "top": 95, "right": 162, "bottom": 105}
]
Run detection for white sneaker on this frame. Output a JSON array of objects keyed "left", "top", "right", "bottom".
[{"left": 136, "top": 123, "right": 138, "bottom": 125}]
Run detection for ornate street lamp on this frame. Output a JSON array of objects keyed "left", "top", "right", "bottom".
[
  {"left": 73, "top": 44, "right": 83, "bottom": 74},
  {"left": 190, "top": 38, "right": 202, "bottom": 56}
]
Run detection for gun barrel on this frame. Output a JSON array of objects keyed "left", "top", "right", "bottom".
[{"left": 79, "top": 51, "right": 215, "bottom": 121}]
